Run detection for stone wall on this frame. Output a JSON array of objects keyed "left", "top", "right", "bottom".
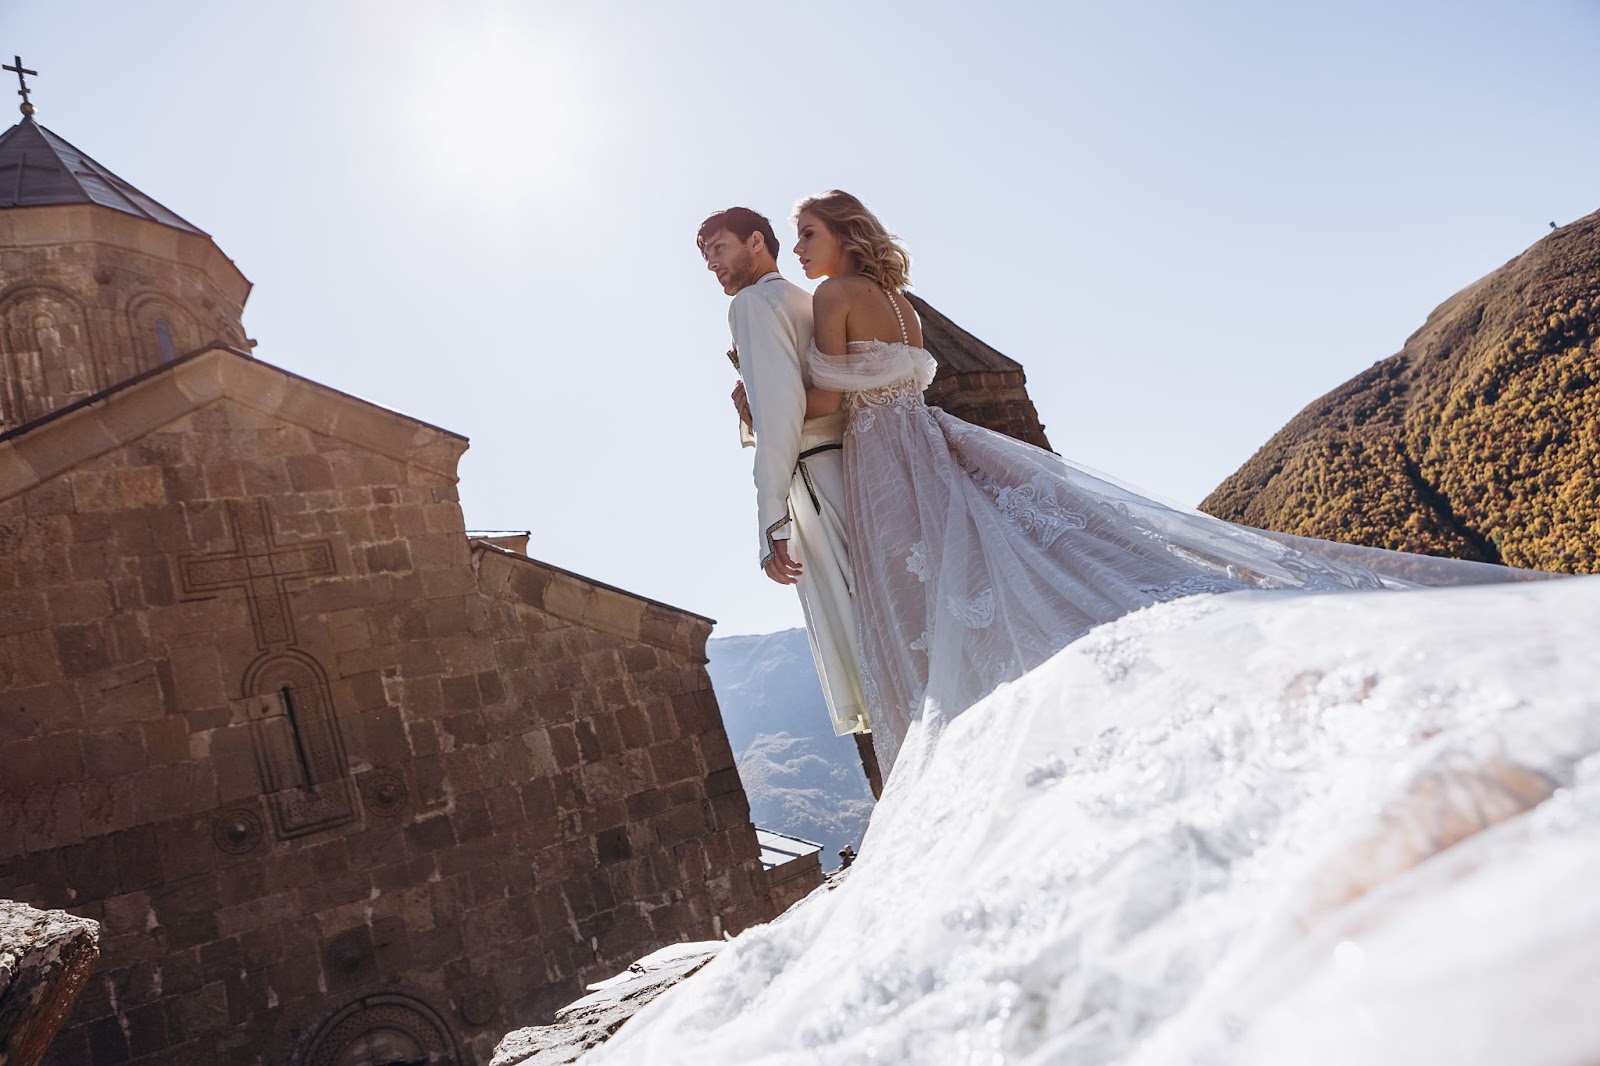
[
  {"left": 910, "top": 293, "right": 1053, "bottom": 453},
  {"left": 924, "top": 368, "right": 1053, "bottom": 452},
  {"left": 0, "top": 351, "right": 772, "bottom": 1064}
]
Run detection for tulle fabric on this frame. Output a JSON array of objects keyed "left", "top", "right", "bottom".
[{"left": 810, "top": 339, "right": 1546, "bottom": 778}]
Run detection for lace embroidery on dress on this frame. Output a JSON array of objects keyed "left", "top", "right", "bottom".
[
  {"left": 909, "top": 630, "right": 930, "bottom": 654},
  {"left": 994, "top": 474, "right": 1089, "bottom": 548},
  {"left": 947, "top": 589, "right": 996, "bottom": 628},
  {"left": 906, "top": 541, "right": 931, "bottom": 583},
  {"left": 962, "top": 461, "right": 1090, "bottom": 549},
  {"left": 847, "top": 378, "right": 928, "bottom": 435}
]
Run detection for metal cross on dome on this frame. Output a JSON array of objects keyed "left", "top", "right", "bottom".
[{"left": 3, "top": 55, "right": 37, "bottom": 117}]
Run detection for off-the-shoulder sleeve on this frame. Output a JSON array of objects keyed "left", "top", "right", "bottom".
[{"left": 808, "top": 343, "right": 937, "bottom": 393}]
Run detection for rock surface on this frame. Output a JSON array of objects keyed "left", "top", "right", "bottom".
[
  {"left": 489, "top": 941, "right": 724, "bottom": 1066},
  {"left": 0, "top": 900, "right": 100, "bottom": 1066},
  {"left": 1203, "top": 209, "right": 1600, "bottom": 573},
  {"left": 492, "top": 869, "right": 855, "bottom": 1065}
]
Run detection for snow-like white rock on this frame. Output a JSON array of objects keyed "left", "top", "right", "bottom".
[{"left": 586, "top": 578, "right": 1600, "bottom": 1065}]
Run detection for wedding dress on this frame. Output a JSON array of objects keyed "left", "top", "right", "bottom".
[{"left": 810, "top": 291, "right": 1545, "bottom": 778}]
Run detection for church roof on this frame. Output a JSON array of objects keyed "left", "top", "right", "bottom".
[
  {"left": 908, "top": 293, "right": 1026, "bottom": 375},
  {"left": 0, "top": 116, "right": 207, "bottom": 235}
]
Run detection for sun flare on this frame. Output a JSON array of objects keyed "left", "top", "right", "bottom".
[{"left": 403, "top": 15, "right": 597, "bottom": 200}]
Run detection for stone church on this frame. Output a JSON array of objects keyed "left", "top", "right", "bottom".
[
  {"left": 0, "top": 88, "right": 1054, "bottom": 1064},
  {"left": 0, "top": 105, "right": 781, "bottom": 1064}
]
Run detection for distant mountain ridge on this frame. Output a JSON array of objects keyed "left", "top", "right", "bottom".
[
  {"left": 706, "top": 629, "right": 874, "bottom": 867},
  {"left": 1203, "top": 209, "right": 1600, "bottom": 572}
]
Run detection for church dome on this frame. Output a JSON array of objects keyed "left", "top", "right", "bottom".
[
  {"left": 0, "top": 109, "right": 250, "bottom": 430},
  {"left": 0, "top": 116, "right": 207, "bottom": 234}
]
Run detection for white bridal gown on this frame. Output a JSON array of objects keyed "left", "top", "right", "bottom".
[{"left": 810, "top": 292, "right": 1546, "bottom": 778}]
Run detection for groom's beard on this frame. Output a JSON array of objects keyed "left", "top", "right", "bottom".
[{"left": 723, "top": 249, "right": 764, "bottom": 295}]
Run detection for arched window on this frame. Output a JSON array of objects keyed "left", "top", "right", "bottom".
[
  {"left": 126, "top": 294, "right": 196, "bottom": 369},
  {"left": 155, "top": 318, "right": 175, "bottom": 362},
  {"left": 241, "top": 650, "right": 356, "bottom": 839}
]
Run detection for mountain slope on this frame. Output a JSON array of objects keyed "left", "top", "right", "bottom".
[
  {"left": 705, "top": 629, "right": 873, "bottom": 863},
  {"left": 1203, "top": 210, "right": 1600, "bottom": 572}
]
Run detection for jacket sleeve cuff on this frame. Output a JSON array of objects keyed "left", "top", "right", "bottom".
[{"left": 760, "top": 512, "right": 793, "bottom": 568}]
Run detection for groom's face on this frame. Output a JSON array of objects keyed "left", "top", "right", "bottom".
[{"left": 702, "top": 229, "right": 762, "bottom": 296}]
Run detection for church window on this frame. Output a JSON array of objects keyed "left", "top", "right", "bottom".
[{"left": 156, "top": 318, "right": 175, "bottom": 362}]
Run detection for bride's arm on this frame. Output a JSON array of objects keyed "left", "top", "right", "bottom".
[
  {"left": 805, "top": 386, "right": 842, "bottom": 418},
  {"left": 805, "top": 279, "right": 848, "bottom": 416}
]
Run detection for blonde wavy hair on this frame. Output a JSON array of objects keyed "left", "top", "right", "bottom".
[{"left": 793, "top": 190, "right": 913, "bottom": 292}]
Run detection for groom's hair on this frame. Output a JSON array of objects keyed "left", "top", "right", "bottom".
[{"left": 697, "top": 207, "right": 779, "bottom": 258}]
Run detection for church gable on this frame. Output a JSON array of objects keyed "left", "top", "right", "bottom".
[
  {"left": 0, "top": 351, "right": 773, "bottom": 1063},
  {"left": 0, "top": 345, "right": 468, "bottom": 504}
]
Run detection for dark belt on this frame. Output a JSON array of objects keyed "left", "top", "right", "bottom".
[{"left": 795, "top": 443, "right": 843, "bottom": 514}]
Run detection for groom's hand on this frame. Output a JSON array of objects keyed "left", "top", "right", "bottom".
[
  {"left": 731, "top": 381, "right": 752, "bottom": 427},
  {"left": 764, "top": 540, "right": 803, "bottom": 585}
]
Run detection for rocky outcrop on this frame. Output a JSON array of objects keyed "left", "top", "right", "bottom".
[
  {"left": 0, "top": 901, "right": 100, "bottom": 1066},
  {"left": 490, "top": 942, "right": 724, "bottom": 1066},
  {"left": 1203, "top": 210, "right": 1600, "bottom": 573},
  {"left": 492, "top": 868, "right": 855, "bottom": 1065}
]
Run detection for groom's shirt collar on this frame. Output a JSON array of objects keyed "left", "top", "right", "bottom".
[{"left": 757, "top": 271, "right": 782, "bottom": 284}]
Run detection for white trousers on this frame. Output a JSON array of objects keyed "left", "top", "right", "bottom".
[{"left": 788, "top": 416, "right": 869, "bottom": 736}]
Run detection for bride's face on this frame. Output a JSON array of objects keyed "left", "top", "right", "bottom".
[{"left": 794, "top": 212, "right": 848, "bottom": 279}]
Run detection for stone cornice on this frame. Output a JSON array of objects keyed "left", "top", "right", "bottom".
[
  {"left": 472, "top": 541, "right": 715, "bottom": 661},
  {"left": 0, "top": 203, "right": 251, "bottom": 306},
  {"left": 0, "top": 345, "right": 468, "bottom": 501}
]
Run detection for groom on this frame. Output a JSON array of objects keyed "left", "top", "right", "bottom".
[{"left": 697, "top": 207, "right": 879, "bottom": 794}]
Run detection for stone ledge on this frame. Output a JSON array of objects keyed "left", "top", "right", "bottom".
[
  {"left": 489, "top": 870, "right": 853, "bottom": 1065},
  {"left": 489, "top": 941, "right": 723, "bottom": 1066},
  {"left": 0, "top": 203, "right": 250, "bottom": 304},
  {"left": 473, "top": 543, "right": 713, "bottom": 662},
  {"left": 0, "top": 899, "right": 101, "bottom": 1066}
]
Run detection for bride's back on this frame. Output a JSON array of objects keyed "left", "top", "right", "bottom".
[{"left": 833, "top": 275, "right": 925, "bottom": 348}]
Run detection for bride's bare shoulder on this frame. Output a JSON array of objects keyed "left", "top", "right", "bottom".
[
  {"left": 814, "top": 275, "right": 876, "bottom": 307},
  {"left": 813, "top": 277, "right": 851, "bottom": 312}
]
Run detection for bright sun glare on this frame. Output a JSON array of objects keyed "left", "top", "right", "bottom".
[{"left": 407, "top": 17, "right": 595, "bottom": 201}]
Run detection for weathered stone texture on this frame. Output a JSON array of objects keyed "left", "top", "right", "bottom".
[
  {"left": 0, "top": 353, "right": 774, "bottom": 1064},
  {"left": 488, "top": 941, "right": 723, "bottom": 1066},
  {"left": 0, "top": 204, "right": 250, "bottom": 430},
  {"left": 0, "top": 900, "right": 100, "bottom": 1066}
]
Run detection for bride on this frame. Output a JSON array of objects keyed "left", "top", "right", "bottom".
[{"left": 793, "top": 190, "right": 1545, "bottom": 779}]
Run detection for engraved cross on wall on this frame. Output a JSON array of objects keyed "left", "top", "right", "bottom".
[{"left": 180, "top": 499, "right": 335, "bottom": 649}]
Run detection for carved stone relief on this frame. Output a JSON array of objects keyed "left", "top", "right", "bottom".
[
  {"left": 0, "top": 286, "right": 98, "bottom": 425},
  {"left": 182, "top": 499, "right": 355, "bottom": 840},
  {"left": 296, "top": 992, "right": 462, "bottom": 1066}
]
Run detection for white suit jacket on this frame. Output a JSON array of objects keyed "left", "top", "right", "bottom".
[
  {"left": 729, "top": 272, "right": 867, "bottom": 735},
  {"left": 730, "top": 272, "right": 821, "bottom": 566}
]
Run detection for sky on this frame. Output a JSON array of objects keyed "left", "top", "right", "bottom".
[{"left": 5, "top": 1, "right": 1599, "bottom": 635}]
